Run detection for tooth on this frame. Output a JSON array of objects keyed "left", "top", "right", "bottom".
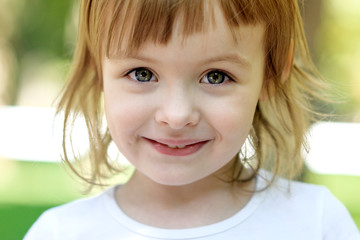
[{"left": 167, "top": 145, "right": 187, "bottom": 149}]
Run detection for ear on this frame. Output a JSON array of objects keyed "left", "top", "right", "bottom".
[
  {"left": 259, "top": 39, "right": 294, "bottom": 101},
  {"left": 280, "top": 39, "right": 294, "bottom": 83}
]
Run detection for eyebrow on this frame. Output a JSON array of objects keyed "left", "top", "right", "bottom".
[
  {"left": 201, "top": 54, "right": 252, "bottom": 69},
  {"left": 109, "top": 52, "right": 252, "bottom": 69}
]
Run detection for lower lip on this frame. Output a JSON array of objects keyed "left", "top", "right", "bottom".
[{"left": 146, "top": 139, "right": 209, "bottom": 157}]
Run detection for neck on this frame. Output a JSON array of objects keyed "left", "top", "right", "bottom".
[{"left": 115, "top": 170, "right": 255, "bottom": 228}]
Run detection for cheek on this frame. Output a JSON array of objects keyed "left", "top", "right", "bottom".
[
  {"left": 104, "top": 93, "right": 145, "bottom": 138},
  {"left": 215, "top": 95, "right": 257, "bottom": 127},
  {"left": 210, "top": 94, "right": 258, "bottom": 146},
  {"left": 107, "top": 107, "right": 134, "bottom": 126}
]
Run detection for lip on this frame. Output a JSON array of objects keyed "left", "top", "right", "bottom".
[{"left": 143, "top": 137, "right": 211, "bottom": 157}]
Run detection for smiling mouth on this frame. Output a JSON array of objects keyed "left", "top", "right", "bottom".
[{"left": 143, "top": 138, "right": 210, "bottom": 156}]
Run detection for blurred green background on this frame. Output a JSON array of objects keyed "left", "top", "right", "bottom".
[{"left": 0, "top": 0, "right": 359, "bottom": 239}]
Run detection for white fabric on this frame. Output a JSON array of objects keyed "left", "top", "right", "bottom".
[{"left": 24, "top": 174, "right": 360, "bottom": 240}]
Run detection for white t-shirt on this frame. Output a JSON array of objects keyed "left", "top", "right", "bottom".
[{"left": 24, "top": 174, "right": 359, "bottom": 240}]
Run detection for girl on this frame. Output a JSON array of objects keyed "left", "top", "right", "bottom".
[{"left": 25, "top": 0, "right": 359, "bottom": 239}]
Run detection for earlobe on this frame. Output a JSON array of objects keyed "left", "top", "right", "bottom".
[
  {"left": 99, "top": 79, "right": 104, "bottom": 91},
  {"left": 259, "top": 39, "right": 294, "bottom": 101},
  {"left": 259, "top": 80, "right": 275, "bottom": 101}
]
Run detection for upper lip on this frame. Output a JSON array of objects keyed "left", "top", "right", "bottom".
[{"left": 143, "top": 137, "right": 211, "bottom": 146}]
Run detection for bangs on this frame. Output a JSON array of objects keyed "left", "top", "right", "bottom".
[
  {"left": 83, "top": 0, "right": 295, "bottom": 82},
  {"left": 92, "top": 0, "right": 270, "bottom": 58}
]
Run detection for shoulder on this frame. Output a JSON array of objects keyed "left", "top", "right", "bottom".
[
  {"left": 23, "top": 187, "right": 116, "bottom": 240},
  {"left": 273, "top": 179, "right": 346, "bottom": 213},
  {"left": 256, "top": 171, "right": 342, "bottom": 206},
  {"left": 261, "top": 177, "right": 360, "bottom": 239},
  {"left": 43, "top": 188, "right": 110, "bottom": 221}
]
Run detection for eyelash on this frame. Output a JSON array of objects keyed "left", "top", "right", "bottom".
[
  {"left": 125, "top": 67, "right": 233, "bottom": 85},
  {"left": 200, "top": 70, "right": 233, "bottom": 85},
  {"left": 126, "top": 67, "right": 157, "bottom": 82}
]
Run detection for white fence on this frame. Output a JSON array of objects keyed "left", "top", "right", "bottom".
[{"left": 0, "top": 106, "right": 359, "bottom": 175}]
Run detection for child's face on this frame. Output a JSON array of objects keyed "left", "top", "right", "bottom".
[{"left": 102, "top": 14, "right": 265, "bottom": 186}]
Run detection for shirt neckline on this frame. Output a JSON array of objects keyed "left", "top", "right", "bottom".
[{"left": 103, "top": 173, "right": 269, "bottom": 239}]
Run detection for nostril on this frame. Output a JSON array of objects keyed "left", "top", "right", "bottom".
[{"left": 154, "top": 107, "right": 200, "bottom": 129}]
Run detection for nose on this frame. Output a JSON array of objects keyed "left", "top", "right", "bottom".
[{"left": 155, "top": 86, "right": 200, "bottom": 129}]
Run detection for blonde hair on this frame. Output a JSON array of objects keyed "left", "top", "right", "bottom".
[{"left": 58, "top": 0, "right": 326, "bottom": 186}]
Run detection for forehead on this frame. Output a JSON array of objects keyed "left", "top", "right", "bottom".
[
  {"left": 107, "top": 19, "right": 265, "bottom": 74},
  {"left": 99, "top": 0, "right": 265, "bottom": 57}
]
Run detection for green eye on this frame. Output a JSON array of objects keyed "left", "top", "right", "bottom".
[
  {"left": 132, "top": 68, "right": 155, "bottom": 82},
  {"left": 206, "top": 71, "right": 226, "bottom": 84}
]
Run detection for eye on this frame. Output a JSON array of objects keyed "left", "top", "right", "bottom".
[
  {"left": 201, "top": 70, "right": 229, "bottom": 84},
  {"left": 128, "top": 68, "right": 156, "bottom": 82}
]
